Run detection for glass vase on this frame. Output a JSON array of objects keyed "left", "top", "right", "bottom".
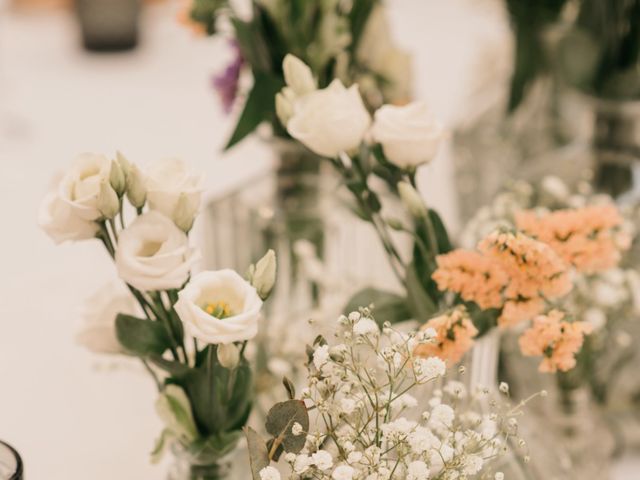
[
  {"left": 167, "top": 441, "right": 249, "bottom": 480},
  {"left": 0, "top": 440, "right": 23, "bottom": 480}
]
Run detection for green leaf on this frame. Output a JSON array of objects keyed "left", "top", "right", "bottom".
[
  {"left": 224, "top": 70, "right": 285, "bottom": 150},
  {"left": 405, "top": 263, "right": 438, "bottom": 323},
  {"left": 282, "top": 377, "right": 296, "bottom": 400},
  {"left": 115, "top": 314, "right": 170, "bottom": 357},
  {"left": 149, "top": 356, "right": 191, "bottom": 377},
  {"left": 188, "top": 431, "right": 243, "bottom": 464},
  {"left": 427, "top": 209, "right": 453, "bottom": 254},
  {"left": 150, "top": 428, "right": 172, "bottom": 464},
  {"left": 349, "top": 0, "right": 377, "bottom": 53},
  {"left": 245, "top": 427, "right": 270, "bottom": 480},
  {"left": 265, "top": 399, "right": 309, "bottom": 454},
  {"left": 343, "top": 288, "right": 411, "bottom": 326}
]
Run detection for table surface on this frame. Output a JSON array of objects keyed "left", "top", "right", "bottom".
[{"left": 0, "top": 0, "right": 638, "bottom": 478}]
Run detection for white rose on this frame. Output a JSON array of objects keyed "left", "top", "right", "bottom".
[
  {"left": 174, "top": 269, "right": 263, "bottom": 344},
  {"left": 115, "top": 211, "right": 198, "bottom": 292},
  {"left": 145, "top": 158, "right": 203, "bottom": 227},
  {"left": 76, "top": 281, "right": 138, "bottom": 354},
  {"left": 371, "top": 102, "right": 444, "bottom": 169},
  {"left": 38, "top": 191, "right": 99, "bottom": 244},
  {"left": 58, "top": 153, "right": 113, "bottom": 220},
  {"left": 287, "top": 79, "right": 371, "bottom": 158}
]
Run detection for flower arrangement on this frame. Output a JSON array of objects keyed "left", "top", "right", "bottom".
[
  {"left": 179, "top": 0, "right": 412, "bottom": 149},
  {"left": 273, "top": 55, "right": 602, "bottom": 376},
  {"left": 38, "top": 153, "right": 277, "bottom": 474},
  {"left": 246, "top": 309, "right": 533, "bottom": 480},
  {"left": 461, "top": 176, "right": 640, "bottom": 399}
]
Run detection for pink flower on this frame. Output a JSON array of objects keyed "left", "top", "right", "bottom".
[{"left": 518, "top": 310, "right": 592, "bottom": 372}]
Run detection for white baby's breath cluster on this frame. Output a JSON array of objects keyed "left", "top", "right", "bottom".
[{"left": 262, "top": 309, "right": 530, "bottom": 480}]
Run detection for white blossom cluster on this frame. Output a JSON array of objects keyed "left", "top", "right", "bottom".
[{"left": 260, "top": 309, "right": 529, "bottom": 480}]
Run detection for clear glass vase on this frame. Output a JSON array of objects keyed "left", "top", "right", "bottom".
[
  {"left": 0, "top": 440, "right": 23, "bottom": 480},
  {"left": 167, "top": 441, "right": 249, "bottom": 480}
]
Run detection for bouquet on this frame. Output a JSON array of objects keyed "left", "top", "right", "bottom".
[
  {"left": 271, "top": 55, "right": 623, "bottom": 377},
  {"left": 38, "top": 153, "right": 277, "bottom": 475},
  {"left": 179, "top": 0, "right": 412, "bottom": 149},
  {"left": 246, "top": 308, "right": 534, "bottom": 480}
]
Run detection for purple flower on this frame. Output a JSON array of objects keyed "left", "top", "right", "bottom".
[{"left": 213, "top": 41, "right": 244, "bottom": 114}]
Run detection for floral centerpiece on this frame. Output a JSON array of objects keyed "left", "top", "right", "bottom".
[
  {"left": 38, "top": 153, "right": 277, "bottom": 479},
  {"left": 245, "top": 309, "right": 536, "bottom": 480}
]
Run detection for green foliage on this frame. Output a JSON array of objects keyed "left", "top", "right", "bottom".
[
  {"left": 189, "top": 0, "right": 227, "bottom": 35},
  {"left": 115, "top": 314, "right": 170, "bottom": 356},
  {"left": 405, "top": 262, "right": 438, "bottom": 322},
  {"left": 265, "top": 399, "right": 310, "bottom": 454},
  {"left": 343, "top": 287, "right": 411, "bottom": 325},
  {"left": 224, "top": 71, "right": 285, "bottom": 150}
]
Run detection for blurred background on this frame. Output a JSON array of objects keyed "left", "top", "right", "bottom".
[{"left": 0, "top": 0, "right": 639, "bottom": 478}]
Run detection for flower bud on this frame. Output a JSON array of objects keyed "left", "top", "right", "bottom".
[
  {"left": 398, "top": 181, "right": 427, "bottom": 219},
  {"left": 116, "top": 151, "right": 132, "bottom": 182},
  {"left": 217, "top": 342, "right": 240, "bottom": 370},
  {"left": 283, "top": 54, "right": 316, "bottom": 96},
  {"left": 172, "top": 192, "right": 198, "bottom": 233},
  {"left": 126, "top": 164, "right": 146, "bottom": 209},
  {"left": 109, "top": 159, "right": 126, "bottom": 196},
  {"left": 251, "top": 249, "right": 277, "bottom": 300},
  {"left": 98, "top": 180, "right": 120, "bottom": 219},
  {"left": 275, "top": 92, "right": 294, "bottom": 126}
]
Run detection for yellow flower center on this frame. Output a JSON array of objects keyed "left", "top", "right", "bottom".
[{"left": 202, "top": 301, "right": 233, "bottom": 319}]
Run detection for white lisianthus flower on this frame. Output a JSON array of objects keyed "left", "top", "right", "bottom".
[
  {"left": 145, "top": 158, "right": 203, "bottom": 229},
  {"left": 76, "top": 281, "right": 138, "bottom": 354},
  {"left": 287, "top": 79, "right": 371, "bottom": 158},
  {"left": 332, "top": 465, "right": 355, "bottom": 480},
  {"left": 38, "top": 191, "right": 99, "bottom": 244},
  {"left": 58, "top": 153, "right": 113, "bottom": 220},
  {"left": 371, "top": 102, "right": 444, "bottom": 169},
  {"left": 283, "top": 54, "right": 316, "bottom": 96},
  {"left": 259, "top": 466, "right": 281, "bottom": 480},
  {"left": 175, "top": 269, "right": 263, "bottom": 344},
  {"left": 115, "top": 211, "right": 198, "bottom": 291}
]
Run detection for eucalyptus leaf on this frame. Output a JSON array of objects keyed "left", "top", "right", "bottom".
[
  {"left": 245, "top": 427, "right": 270, "bottom": 480},
  {"left": 115, "top": 314, "right": 170, "bottom": 357},
  {"left": 265, "top": 399, "right": 309, "bottom": 454}
]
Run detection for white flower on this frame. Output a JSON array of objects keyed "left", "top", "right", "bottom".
[
  {"left": 443, "top": 381, "right": 467, "bottom": 399},
  {"left": 495, "top": 473, "right": 504, "bottom": 480},
  {"left": 584, "top": 308, "right": 607, "bottom": 331},
  {"left": 463, "top": 455, "right": 484, "bottom": 475},
  {"left": 312, "top": 450, "right": 334, "bottom": 470},
  {"left": 115, "top": 211, "right": 197, "bottom": 291},
  {"left": 396, "top": 393, "right": 418, "bottom": 409},
  {"left": 313, "top": 345, "right": 330, "bottom": 369},
  {"left": 287, "top": 79, "right": 371, "bottom": 158},
  {"left": 294, "top": 455, "right": 312, "bottom": 474},
  {"left": 332, "top": 465, "right": 355, "bottom": 480},
  {"left": 381, "top": 418, "right": 417, "bottom": 440},
  {"left": 250, "top": 249, "right": 277, "bottom": 300},
  {"left": 371, "top": 102, "right": 444, "bottom": 169},
  {"left": 429, "top": 404, "right": 455, "bottom": 428},
  {"left": 145, "top": 158, "right": 203, "bottom": 228},
  {"left": 340, "top": 398, "right": 357, "bottom": 415},
  {"left": 259, "top": 466, "right": 281, "bottom": 480},
  {"left": 39, "top": 191, "right": 99, "bottom": 244},
  {"left": 499, "top": 382, "right": 509, "bottom": 394},
  {"left": 216, "top": 343, "right": 240, "bottom": 369},
  {"left": 175, "top": 269, "right": 263, "bottom": 344},
  {"left": 76, "top": 281, "right": 137, "bottom": 354},
  {"left": 407, "top": 460, "right": 430, "bottom": 480},
  {"left": 283, "top": 54, "right": 316, "bottom": 96},
  {"left": 292, "top": 422, "right": 304, "bottom": 436},
  {"left": 414, "top": 357, "right": 446, "bottom": 383},
  {"left": 57, "top": 153, "right": 113, "bottom": 220},
  {"left": 347, "top": 451, "right": 363, "bottom": 463},
  {"left": 398, "top": 182, "right": 427, "bottom": 218},
  {"left": 353, "top": 318, "right": 379, "bottom": 336}
]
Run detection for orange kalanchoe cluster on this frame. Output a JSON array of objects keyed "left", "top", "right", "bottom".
[
  {"left": 518, "top": 310, "right": 593, "bottom": 372},
  {"left": 414, "top": 306, "right": 479, "bottom": 364},
  {"left": 479, "top": 231, "right": 572, "bottom": 326},
  {"left": 433, "top": 230, "right": 572, "bottom": 328},
  {"left": 431, "top": 250, "right": 508, "bottom": 309},
  {"left": 515, "top": 204, "right": 631, "bottom": 274}
]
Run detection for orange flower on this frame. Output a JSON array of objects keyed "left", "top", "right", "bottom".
[
  {"left": 414, "top": 307, "right": 478, "bottom": 364},
  {"left": 515, "top": 205, "right": 630, "bottom": 274},
  {"left": 177, "top": 0, "right": 207, "bottom": 36},
  {"left": 432, "top": 250, "right": 508, "bottom": 309},
  {"left": 518, "top": 310, "right": 592, "bottom": 373}
]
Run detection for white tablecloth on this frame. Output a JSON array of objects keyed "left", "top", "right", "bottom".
[{"left": 0, "top": 1, "right": 637, "bottom": 478}]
